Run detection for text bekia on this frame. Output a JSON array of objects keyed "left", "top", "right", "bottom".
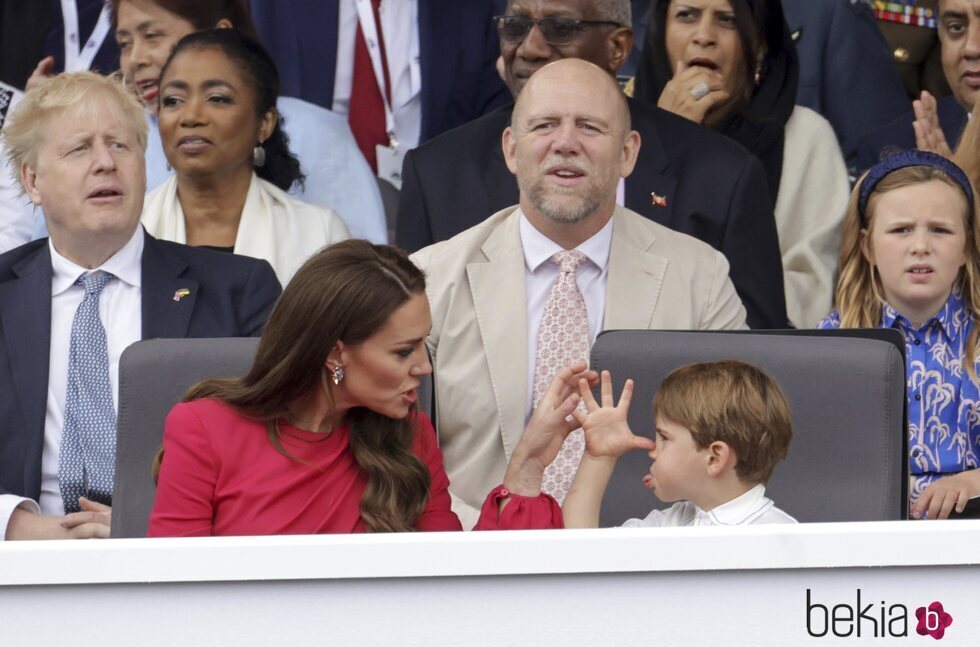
[
  {"left": 806, "top": 589, "right": 908, "bottom": 638},
  {"left": 805, "top": 590, "right": 953, "bottom": 640}
]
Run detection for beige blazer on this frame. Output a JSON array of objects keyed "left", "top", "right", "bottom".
[{"left": 411, "top": 205, "right": 747, "bottom": 528}]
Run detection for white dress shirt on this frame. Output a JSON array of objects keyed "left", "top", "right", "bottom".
[
  {"left": 0, "top": 226, "right": 143, "bottom": 539},
  {"left": 620, "top": 484, "right": 797, "bottom": 527},
  {"left": 520, "top": 212, "right": 613, "bottom": 420},
  {"left": 332, "top": 0, "right": 422, "bottom": 151}
]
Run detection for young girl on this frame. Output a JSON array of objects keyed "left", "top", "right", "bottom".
[{"left": 819, "top": 150, "right": 980, "bottom": 520}]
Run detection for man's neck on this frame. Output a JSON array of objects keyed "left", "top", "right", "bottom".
[
  {"left": 49, "top": 227, "right": 137, "bottom": 270},
  {"left": 520, "top": 200, "right": 616, "bottom": 250}
]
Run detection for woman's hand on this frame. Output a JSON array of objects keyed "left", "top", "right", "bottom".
[
  {"left": 572, "top": 370, "right": 655, "bottom": 459},
  {"left": 503, "top": 363, "right": 599, "bottom": 496},
  {"left": 911, "top": 470, "right": 980, "bottom": 520},
  {"left": 657, "top": 61, "right": 729, "bottom": 125},
  {"left": 912, "top": 91, "right": 953, "bottom": 158}
]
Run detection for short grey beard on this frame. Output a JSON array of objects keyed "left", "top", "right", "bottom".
[{"left": 521, "top": 178, "right": 602, "bottom": 224}]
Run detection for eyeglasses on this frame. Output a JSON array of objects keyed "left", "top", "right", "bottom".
[{"left": 494, "top": 15, "right": 622, "bottom": 46}]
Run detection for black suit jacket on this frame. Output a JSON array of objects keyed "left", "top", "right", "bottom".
[
  {"left": 0, "top": 231, "right": 281, "bottom": 501},
  {"left": 396, "top": 100, "right": 788, "bottom": 329}
]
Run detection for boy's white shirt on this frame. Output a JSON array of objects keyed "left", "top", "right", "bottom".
[{"left": 620, "top": 484, "right": 797, "bottom": 527}]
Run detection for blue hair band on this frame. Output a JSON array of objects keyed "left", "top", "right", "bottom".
[{"left": 858, "top": 150, "right": 975, "bottom": 222}]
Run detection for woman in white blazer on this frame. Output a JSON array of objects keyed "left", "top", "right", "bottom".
[{"left": 141, "top": 28, "right": 349, "bottom": 285}]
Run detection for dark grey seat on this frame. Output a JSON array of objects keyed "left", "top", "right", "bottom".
[
  {"left": 589, "top": 330, "right": 908, "bottom": 526},
  {"left": 111, "top": 337, "right": 435, "bottom": 538},
  {"left": 111, "top": 338, "right": 260, "bottom": 538}
]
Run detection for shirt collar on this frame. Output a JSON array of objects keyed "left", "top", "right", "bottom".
[
  {"left": 697, "top": 483, "right": 770, "bottom": 525},
  {"left": 49, "top": 226, "right": 145, "bottom": 296},
  {"left": 881, "top": 289, "right": 965, "bottom": 343},
  {"left": 518, "top": 209, "right": 614, "bottom": 274}
]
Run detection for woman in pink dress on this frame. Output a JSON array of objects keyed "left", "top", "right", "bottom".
[{"left": 149, "top": 240, "right": 588, "bottom": 536}]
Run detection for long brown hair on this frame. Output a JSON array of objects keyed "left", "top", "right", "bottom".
[
  {"left": 178, "top": 241, "right": 430, "bottom": 532},
  {"left": 833, "top": 166, "right": 980, "bottom": 381}
]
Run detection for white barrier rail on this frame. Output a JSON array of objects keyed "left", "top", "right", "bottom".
[{"left": 1, "top": 521, "right": 978, "bottom": 646}]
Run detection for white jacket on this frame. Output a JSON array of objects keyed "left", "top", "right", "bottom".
[{"left": 142, "top": 174, "right": 350, "bottom": 286}]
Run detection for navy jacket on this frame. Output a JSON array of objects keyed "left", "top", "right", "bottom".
[
  {"left": 0, "top": 231, "right": 281, "bottom": 501},
  {"left": 396, "top": 100, "right": 788, "bottom": 330},
  {"left": 782, "top": 0, "right": 908, "bottom": 169}
]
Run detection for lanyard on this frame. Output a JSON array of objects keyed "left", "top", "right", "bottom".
[
  {"left": 61, "top": 0, "right": 112, "bottom": 72},
  {"left": 354, "top": 0, "right": 397, "bottom": 148}
]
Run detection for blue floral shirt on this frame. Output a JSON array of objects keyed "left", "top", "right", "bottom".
[{"left": 819, "top": 291, "right": 980, "bottom": 502}]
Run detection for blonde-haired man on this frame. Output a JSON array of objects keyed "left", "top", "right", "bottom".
[{"left": 0, "top": 72, "right": 281, "bottom": 540}]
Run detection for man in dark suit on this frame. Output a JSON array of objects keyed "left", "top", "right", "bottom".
[
  {"left": 396, "top": 0, "right": 787, "bottom": 330},
  {"left": 857, "top": 0, "right": 974, "bottom": 170},
  {"left": 0, "top": 72, "right": 280, "bottom": 540},
  {"left": 782, "top": 0, "right": 909, "bottom": 171},
  {"left": 249, "top": 0, "right": 509, "bottom": 146}
]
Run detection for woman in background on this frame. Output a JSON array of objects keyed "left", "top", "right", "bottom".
[
  {"left": 110, "top": 0, "right": 385, "bottom": 242},
  {"left": 634, "top": 0, "right": 848, "bottom": 328},
  {"left": 141, "top": 29, "right": 349, "bottom": 285}
]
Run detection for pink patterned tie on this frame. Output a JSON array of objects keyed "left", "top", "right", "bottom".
[{"left": 535, "top": 250, "right": 590, "bottom": 503}]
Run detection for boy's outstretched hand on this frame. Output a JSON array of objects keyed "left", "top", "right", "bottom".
[{"left": 572, "top": 370, "right": 655, "bottom": 459}]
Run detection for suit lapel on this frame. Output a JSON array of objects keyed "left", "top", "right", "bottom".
[
  {"left": 140, "top": 233, "right": 199, "bottom": 340},
  {"left": 466, "top": 212, "right": 528, "bottom": 460},
  {"left": 604, "top": 208, "right": 668, "bottom": 329},
  {"left": 0, "top": 244, "right": 53, "bottom": 468},
  {"left": 624, "top": 100, "right": 676, "bottom": 225}
]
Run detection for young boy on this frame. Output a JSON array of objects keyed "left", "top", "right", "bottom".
[{"left": 564, "top": 360, "right": 796, "bottom": 527}]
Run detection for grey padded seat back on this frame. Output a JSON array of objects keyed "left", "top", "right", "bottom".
[
  {"left": 112, "top": 338, "right": 260, "bottom": 538},
  {"left": 590, "top": 330, "right": 907, "bottom": 526},
  {"left": 112, "top": 337, "right": 435, "bottom": 538}
]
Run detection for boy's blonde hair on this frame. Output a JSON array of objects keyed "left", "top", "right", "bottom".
[
  {"left": 833, "top": 165, "right": 980, "bottom": 382},
  {"left": 652, "top": 360, "right": 792, "bottom": 484},
  {"left": 1, "top": 71, "right": 148, "bottom": 193}
]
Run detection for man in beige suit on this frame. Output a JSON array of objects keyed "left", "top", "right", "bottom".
[{"left": 412, "top": 59, "right": 746, "bottom": 528}]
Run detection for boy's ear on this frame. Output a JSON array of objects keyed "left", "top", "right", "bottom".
[{"left": 705, "top": 441, "right": 736, "bottom": 477}]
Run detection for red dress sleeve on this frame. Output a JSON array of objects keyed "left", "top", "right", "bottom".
[
  {"left": 147, "top": 401, "right": 218, "bottom": 537},
  {"left": 473, "top": 486, "right": 564, "bottom": 530},
  {"left": 411, "top": 413, "right": 564, "bottom": 531}
]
